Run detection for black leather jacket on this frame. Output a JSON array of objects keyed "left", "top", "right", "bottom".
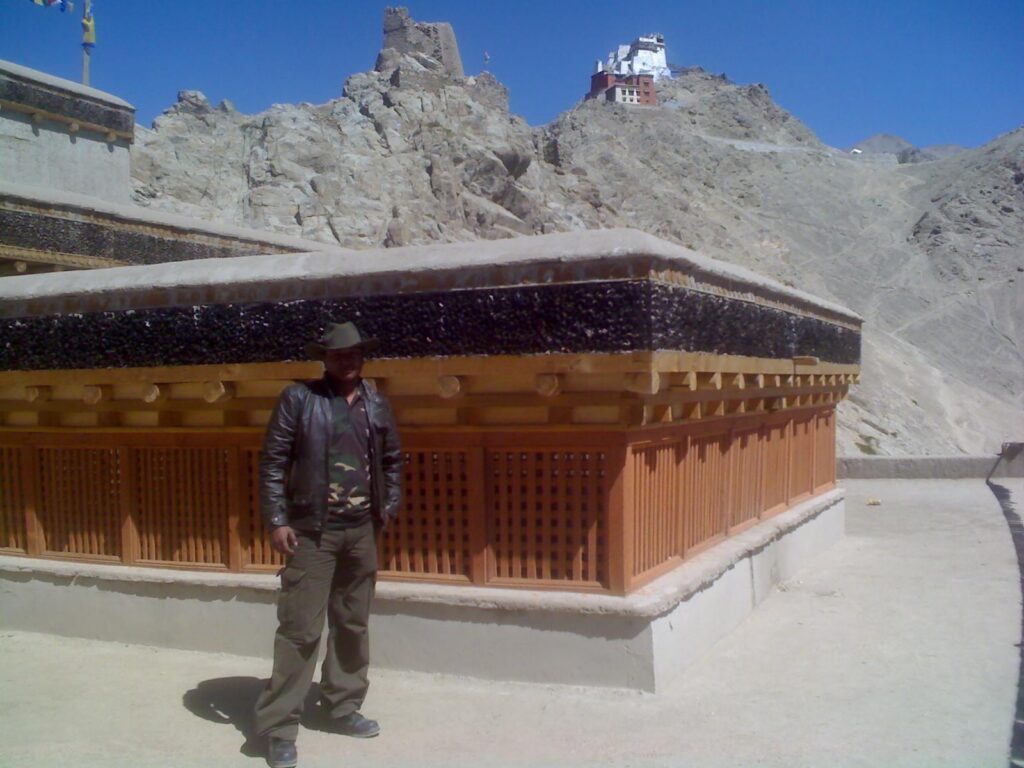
[{"left": 259, "top": 377, "right": 402, "bottom": 532}]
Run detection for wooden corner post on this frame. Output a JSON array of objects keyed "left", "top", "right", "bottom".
[{"left": 605, "top": 437, "right": 633, "bottom": 595}]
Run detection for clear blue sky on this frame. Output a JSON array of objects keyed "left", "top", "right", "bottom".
[{"left": 2, "top": 0, "right": 1022, "bottom": 149}]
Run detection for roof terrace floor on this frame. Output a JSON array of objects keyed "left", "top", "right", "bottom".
[{"left": 0, "top": 477, "right": 1019, "bottom": 767}]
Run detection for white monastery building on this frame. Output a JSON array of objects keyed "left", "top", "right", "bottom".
[{"left": 600, "top": 33, "right": 672, "bottom": 81}]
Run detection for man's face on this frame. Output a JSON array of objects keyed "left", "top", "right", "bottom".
[{"left": 324, "top": 347, "right": 364, "bottom": 385}]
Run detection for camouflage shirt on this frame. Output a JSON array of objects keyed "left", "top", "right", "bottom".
[{"left": 324, "top": 388, "right": 372, "bottom": 529}]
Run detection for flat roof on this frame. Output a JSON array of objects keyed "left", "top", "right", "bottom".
[
  {"left": 1, "top": 180, "right": 347, "bottom": 254},
  {"left": 0, "top": 59, "right": 133, "bottom": 110},
  {"left": 0, "top": 228, "right": 862, "bottom": 325}
]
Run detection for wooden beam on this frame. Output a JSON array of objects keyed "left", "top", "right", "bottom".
[
  {"left": 672, "top": 371, "right": 697, "bottom": 391},
  {"left": 546, "top": 406, "right": 573, "bottom": 425},
  {"left": 0, "top": 98, "right": 134, "bottom": 142},
  {"left": 95, "top": 411, "right": 120, "bottom": 428},
  {"left": 0, "top": 355, "right": 861, "bottom": 389},
  {"left": 626, "top": 372, "right": 661, "bottom": 395},
  {"left": 0, "top": 397, "right": 280, "bottom": 414},
  {"left": 202, "top": 381, "right": 234, "bottom": 404},
  {"left": 157, "top": 411, "right": 183, "bottom": 428},
  {"left": 534, "top": 374, "right": 562, "bottom": 398},
  {"left": 682, "top": 402, "right": 702, "bottom": 420},
  {"left": 727, "top": 373, "right": 747, "bottom": 390},
  {"left": 141, "top": 384, "right": 166, "bottom": 403},
  {"left": 650, "top": 404, "right": 673, "bottom": 424},
  {"left": 222, "top": 411, "right": 250, "bottom": 427},
  {"left": 697, "top": 372, "right": 722, "bottom": 390},
  {"left": 621, "top": 403, "right": 645, "bottom": 426},
  {"left": 82, "top": 385, "right": 111, "bottom": 405},
  {"left": 0, "top": 243, "right": 125, "bottom": 270},
  {"left": 436, "top": 376, "right": 462, "bottom": 399},
  {"left": 24, "top": 386, "right": 50, "bottom": 403}
]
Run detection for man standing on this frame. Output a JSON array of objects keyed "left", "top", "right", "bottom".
[{"left": 254, "top": 321, "right": 402, "bottom": 768}]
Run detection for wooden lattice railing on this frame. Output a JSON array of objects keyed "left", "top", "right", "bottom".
[
  {"left": 0, "top": 406, "right": 836, "bottom": 593},
  {"left": 623, "top": 409, "right": 836, "bottom": 587}
]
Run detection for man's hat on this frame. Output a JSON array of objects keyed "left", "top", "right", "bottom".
[{"left": 305, "top": 321, "right": 380, "bottom": 360}]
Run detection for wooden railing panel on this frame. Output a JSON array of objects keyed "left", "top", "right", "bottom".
[
  {"left": 762, "top": 421, "right": 789, "bottom": 514},
  {"left": 0, "top": 445, "right": 26, "bottom": 551},
  {"left": 729, "top": 428, "right": 764, "bottom": 530},
  {"left": 240, "top": 447, "right": 282, "bottom": 570},
  {"left": 486, "top": 448, "right": 606, "bottom": 587},
  {"left": 789, "top": 416, "right": 815, "bottom": 501},
  {"left": 133, "top": 447, "right": 231, "bottom": 567},
  {"left": 683, "top": 431, "right": 729, "bottom": 553},
  {"left": 35, "top": 447, "right": 120, "bottom": 559},
  {"left": 379, "top": 449, "right": 473, "bottom": 581},
  {"left": 630, "top": 441, "right": 681, "bottom": 577},
  {"left": 814, "top": 410, "right": 836, "bottom": 490},
  {"left": 0, "top": 407, "right": 840, "bottom": 592}
]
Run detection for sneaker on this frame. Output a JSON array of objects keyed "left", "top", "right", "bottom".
[
  {"left": 267, "top": 737, "right": 297, "bottom": 768},
  {"left": 331, "top": 711, "right": 380, "bottom": 738}
]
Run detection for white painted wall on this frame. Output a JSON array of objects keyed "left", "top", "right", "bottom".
[
  {"left": 605, "top": 35, "right": 671, "bottom": 81},
  {"left": 651, "top": 498, "right": 846, "bottom": 692},
  {"left": 0, "top": 110, "right": 131, "bottom": 203}
]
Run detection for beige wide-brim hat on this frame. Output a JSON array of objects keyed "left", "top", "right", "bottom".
[{"left": 305, "top": 321, "right": 380, "bottom": 360}]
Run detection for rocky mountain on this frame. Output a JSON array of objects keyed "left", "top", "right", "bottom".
[
  {"left": 848, "top": 133, "right": 968, "bottom": 165},
  {"left": 849, "top": 133, "right": 916, "bottom": 155},
  {"left": 920, "top": 143, "right": 969, "bottom": 160},
  {"left": 130, "top": 7, "right": 1024, "bottom": 456}
]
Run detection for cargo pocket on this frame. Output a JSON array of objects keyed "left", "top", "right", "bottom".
[{"left": 276, "top": 565, "right": 307, "bottom": 629}]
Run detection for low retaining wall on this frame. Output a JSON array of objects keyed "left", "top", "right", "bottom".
[
  {"left": 0, "top": 489, "right": 844, "bottom": 692},
  {"left": 838, "top": 454, "right": 1023, "bottom": 480}
]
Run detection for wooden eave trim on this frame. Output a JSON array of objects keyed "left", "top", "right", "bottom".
[
  {"left": 0, "top": 244, "right": 124, "bottom": 269},
  {"left": 0, "top": 353, "right": 861, "bottom": 388},
  {"left": 0, "top": 98, "right": 134, "bottom": 142}
]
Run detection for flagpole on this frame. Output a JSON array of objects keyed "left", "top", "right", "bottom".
[{"left": 81, "top": 0, "right": 92, "bottom": 86}]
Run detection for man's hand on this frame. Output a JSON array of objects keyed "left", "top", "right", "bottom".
[{"left": 271, "top": 525, "right": 298, "bottom": 556}]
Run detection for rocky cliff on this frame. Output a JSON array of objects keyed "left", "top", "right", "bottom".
[{"left": 130, "top": 7, "right": 1024, "bottom": 456}]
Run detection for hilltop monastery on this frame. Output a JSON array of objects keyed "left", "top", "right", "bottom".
[{"left": 586, "top": 33, "right": 670, "bottom": 105}]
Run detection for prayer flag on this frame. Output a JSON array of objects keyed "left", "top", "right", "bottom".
[{"left": 81, "top": 11, "right": 95, "bottom": 48}]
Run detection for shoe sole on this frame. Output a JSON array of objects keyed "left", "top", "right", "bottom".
[{"left": 338, "top": 728, "right": 380, "bottom": 738}]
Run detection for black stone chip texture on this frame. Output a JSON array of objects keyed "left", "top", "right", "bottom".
[
  {"left": 0, "top": 210, "right": 301, "bottom": 265},
  {"left": 649, "top": 283, "right": 860, "bottom": 362},
  {"left": 0, "top": 281, "right": 861, "bottom": 371},
  {"left": 0, "top": 72, "right": 135, "bottom": 134}
]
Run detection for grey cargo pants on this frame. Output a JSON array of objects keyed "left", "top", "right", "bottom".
[{"left": 254, "top": 521, "right": 377, "bottom": 740}]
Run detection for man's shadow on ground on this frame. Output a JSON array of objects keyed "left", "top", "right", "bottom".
[{"left": 182, "top": 677, "right": 337, "bottom": 757}]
